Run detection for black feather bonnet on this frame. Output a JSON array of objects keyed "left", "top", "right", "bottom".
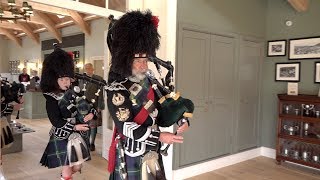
[
  {"left": 40, "top": 44, "right": 74, "bottom": 93},
  {"left": 107, "top": 10, "right": 160, "bottom": 81}
]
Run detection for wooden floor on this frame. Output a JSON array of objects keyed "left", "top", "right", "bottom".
[
  {"left": 189, "top": 157, "right": 320, "bottom": 180},
  {"left": 2, "top": 118, "right": 109, "bottom": 180},
  {"left": 2, "top": 118, "right": 320, "bottom": 180}
]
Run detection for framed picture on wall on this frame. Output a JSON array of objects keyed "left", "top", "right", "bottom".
[
  {"left": 315, "top": 62, "right": 320, "bottom": 83},
  {"left": 275, "top": 62, "right": 300, "bottom": 82},
  {"left": 289, "top": 36, "right": 320, "bottom": 60},
  {"left": 267, "top": 40, "right": 286, "bottom": 57}
]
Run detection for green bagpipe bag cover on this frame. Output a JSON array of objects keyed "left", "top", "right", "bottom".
[{"left": 157, "top": 96, "right": 194, "bottom": 127}]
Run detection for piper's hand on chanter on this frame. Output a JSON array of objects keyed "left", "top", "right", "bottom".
[
  {"left": 159, "top": 132, "right": 184, "bottom": 144},
  {"left": 18, "top": 97, "right": 24, "bottom": 104},
  {"left": 74, "top": 124, "right": 89, "bottom": 131},
  {"left": 83, "top": 113, "right": 94, "bottom": 122},
  {"left": 13, "top": 103, "right": 22, "bottom": 111},
  {"left": 177, "top": 122, "right": 189, "bottom": 135}
]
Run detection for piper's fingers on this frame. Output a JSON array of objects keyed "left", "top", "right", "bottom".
[{"left": 172, "top": 138, "right": 183, "bottom": 144}]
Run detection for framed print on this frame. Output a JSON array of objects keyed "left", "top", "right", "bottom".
[
  {"left": 315, "top": 62, "right": 320, "bottom": 83},
  {"left": 275, "top": 62, "right": 300, "bottom": 82},
  {"left": 267, "top": 40, "right": 286, "bottom": 57},
  {"left": 289, "top": 36, "right": 320, "bottom": 60}
]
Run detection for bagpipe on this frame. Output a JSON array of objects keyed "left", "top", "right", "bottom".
[
  {"left": 58, "top": 85, "right": 98, "bottom": 124},
  {"left": 74, "top": 57, "right": 194, "bottom": 127},
  {"left": 1, "top": 78, "right": 25, "bottom": 105},
  {"left": 74, "top": 56, "right": 194, "bottom": 156}
]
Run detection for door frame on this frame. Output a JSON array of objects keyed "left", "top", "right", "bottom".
[{"left": 102, "top": 30, "right": 113, "bottom": 160}]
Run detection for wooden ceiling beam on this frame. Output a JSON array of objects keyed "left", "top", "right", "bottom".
[
  {"left": 16, "top": 22, "right": 40, "bottom": 44},
  {"left": 16, "top": 15, "right": 100, "bottom": 37},
  {"left": 67, "top": 10, "right": 91, "bottom": 36},
  {"left": 287, "top": 0, "right": 309, "bottom": 12},
  {"left": 33, "top": 10, "right": 62, "bottom": 43},
  {"left": 0, "top": 0, "right": 71, "bottom": 16},
  {"left": 0, "top": 21, "right": 22, "bottom": 30},
  {"left": 0, "top": 21, "right": 39, "bottom": 44},
  {"left": 0, "top": 27, "right": 22, "bottom": 47}
]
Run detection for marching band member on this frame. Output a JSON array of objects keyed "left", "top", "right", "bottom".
[
  {"left": 106, "top": 10, "right": 189, "bottom": 180},
  {"left": 39, "top": 46, "right": 96, "bottom": 180},
  {"left": 1, "top": 80, "right": 24, "bottom": 149},
  {"left": 1, "top": 79, "right": 24, "bottom": 180}
]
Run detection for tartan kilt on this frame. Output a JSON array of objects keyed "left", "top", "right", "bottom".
[
  {"left": 40, "top": 133, "right": 91, "bottom": 169},
  {"left": 40, "top": 136, "right": 68, "bottom": 168},
  {"left": 109, "top": 147, "right": 142, "bottom": 180}
]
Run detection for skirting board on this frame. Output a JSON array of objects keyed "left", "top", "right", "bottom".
[{"left": 173, "top": 147, "right": 276, "bottom": 180}]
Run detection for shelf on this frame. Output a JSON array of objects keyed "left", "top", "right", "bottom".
[
  {"left": 277, "top": 94, "right": 320, "bottom": 170},
  {"left": 278, "top": 94, "right": 320, "bottom": 103},
  {"left": 279, "top": 114, "right": 320, "bottom": 123},
  {"left": 279, "top": 114, "right": 302, "bottom": 120},
  {"left": 302, "top": 116, "right": 320, "bottom": 122},
  {"left": 279, "top": 134, "right": 320, "bottom": 144},
  {"left": 276, "top": 155, "right": 320, "bottom": 169}
]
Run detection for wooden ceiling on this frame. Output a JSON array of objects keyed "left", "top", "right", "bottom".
[{"left": 0, "top": 0, "right": 110, "bottom": 46}]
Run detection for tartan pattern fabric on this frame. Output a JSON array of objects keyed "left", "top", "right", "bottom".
[
  {"left": 109, "top": 145, "right": 142, "bottom": 180},
  {"left": 109, "top": 145, "right": 167, "bottom": 180},
  {"left": 129, "top": 78, "right": 151, "bottom": 108},
  {"left": 40, "top": 136, "right": 68, "bottom": 168},
  {"left": 40, "top": 134, "right": 91, "bottom": 169}
]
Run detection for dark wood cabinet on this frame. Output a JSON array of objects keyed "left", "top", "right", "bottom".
[{"left": 277, "top": 94, "right": 320, "bottom": 169}]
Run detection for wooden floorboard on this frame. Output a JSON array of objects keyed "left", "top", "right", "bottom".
[
  {"left": 2, "top": 118, "right": 108, "bottom": 180},
  {"left": 189, "top": 156, "right": 320, "bottom": 180},
  {"left": 2, "top": 118, "right": 320, "bottom": 179}
]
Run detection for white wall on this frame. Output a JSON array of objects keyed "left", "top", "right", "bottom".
[
  {"left": 85, "top": 19, "right": 109, "bottom": 62},
  {"left": 7, "top": 35, "right": 41, "bottom": 63}
]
